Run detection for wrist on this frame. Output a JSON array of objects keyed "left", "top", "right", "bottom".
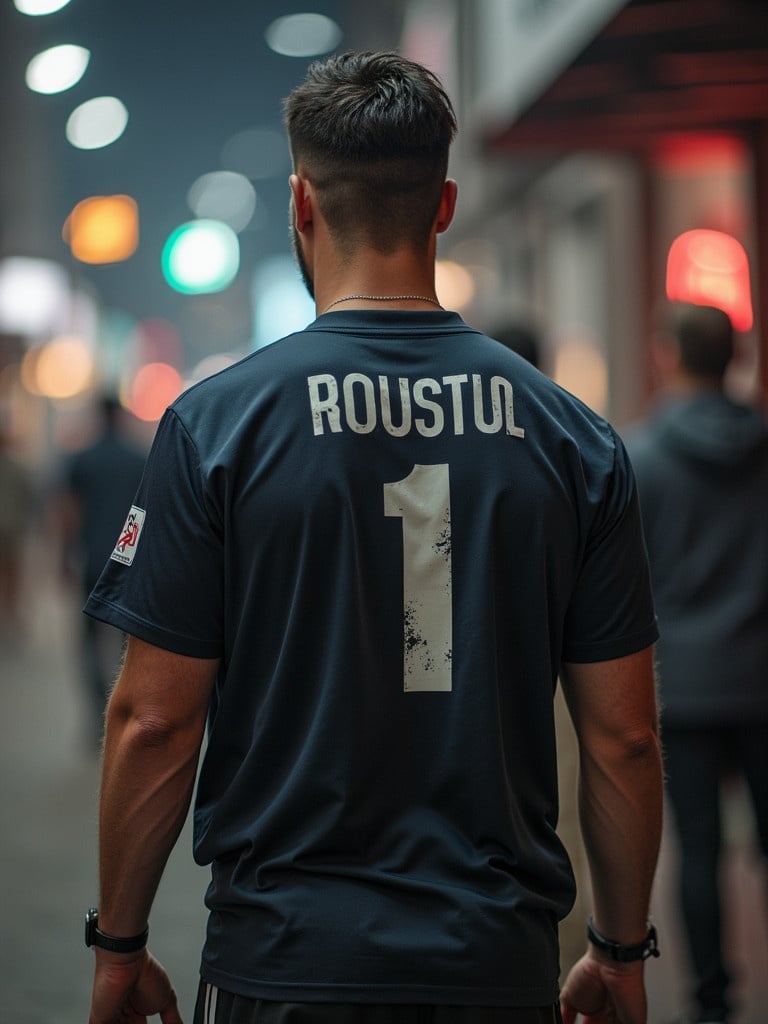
[
  {"left": 85, "top": 908, "right": 149, "bottom": 955},
  {"left": 587, "top": 916, "right": 659, "bottom": 964},
  {"left": 93, "top": 944, "right": 148, "bottom": 967}
]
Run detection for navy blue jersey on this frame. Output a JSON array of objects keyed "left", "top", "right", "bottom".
[{"left": 86, "top": 310, "right": 657, "bottom": 1006}]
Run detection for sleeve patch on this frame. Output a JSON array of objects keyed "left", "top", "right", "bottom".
[{"left": 110, "top": 505, "right": 146, "bottom": 566}]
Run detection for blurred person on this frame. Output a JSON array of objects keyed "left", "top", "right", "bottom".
[
  {"left": 626, "top": 302, "right": 768, "bottom": 1024},
  {"left": 0, "top": 429, "right": 35, "bottom": 639},
  {"left": 493, "top": 320, "right": 542, "bottom": 370},
  {"left": 83, "top": 52, "right": 662, "bottom": 1024},
  {"left": 60, "top": 395, "right": 146, "bottom": 745}
]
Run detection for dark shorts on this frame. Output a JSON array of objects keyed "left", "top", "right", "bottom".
[{"left": 194, "top": 983, "right": 563, "bottom": 1024}]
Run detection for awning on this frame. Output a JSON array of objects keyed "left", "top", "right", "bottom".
[{"left": 484, "top": 0, "right": 768, "bottom": 154}]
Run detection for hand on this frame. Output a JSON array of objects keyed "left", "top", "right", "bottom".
[
  {"left": 560, "top": 951, "right": 647, "bottom": 1024},
  {"left": 89, "top": 948, "right": 183, "bottom": 1024}
]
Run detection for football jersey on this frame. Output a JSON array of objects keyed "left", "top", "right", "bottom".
[{"left": 86, "top": 310, "right": 658, "bottom": 1006}]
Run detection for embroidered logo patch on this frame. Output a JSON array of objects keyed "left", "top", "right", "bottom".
[{"left": 110, "top": 505, "right": 146, "bottom": 566}]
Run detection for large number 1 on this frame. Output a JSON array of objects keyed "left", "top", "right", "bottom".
[{"left": 383, "top": 464, "right": 453, "bottom": 692}]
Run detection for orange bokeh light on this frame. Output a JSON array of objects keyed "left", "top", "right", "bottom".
[
  {"left": 666, "top": 229, "right": 753, "bottom": 331},
  {"left": 65, "top": 194, "right": 139, "bottom": 264}
]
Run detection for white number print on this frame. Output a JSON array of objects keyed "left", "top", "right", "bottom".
[{"left": 383, "top": 463, "right": 453, "bottom": 692}]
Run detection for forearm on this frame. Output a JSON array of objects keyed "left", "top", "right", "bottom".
[
  {"left": 97, "top": 698, "right": 204, "bottom": 937},
  {"left": 578, "top": 726, "right": 663, "bottom": 942}
]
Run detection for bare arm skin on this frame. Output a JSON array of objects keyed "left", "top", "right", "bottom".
[
  {"left": 88, "top": 636, "right": 219, "bottom": 1024},
  {"left": 558, "top": 646, "right": 664, "bottom": 1024}
]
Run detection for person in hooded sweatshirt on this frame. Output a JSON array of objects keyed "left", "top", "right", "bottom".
[{"left": 626, "top": 301, "right": 768, "bottom": 1024}]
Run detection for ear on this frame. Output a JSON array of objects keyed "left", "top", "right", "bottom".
[
  {"left": 435, "top": 179, "right": 458, "bottom": 235},
  {"left": 289, "top": 173, "right": 313, "bottom": 233}
]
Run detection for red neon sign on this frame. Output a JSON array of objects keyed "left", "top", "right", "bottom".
[{"left": 666, "top": 229, "right": 753, "bottom": 331}]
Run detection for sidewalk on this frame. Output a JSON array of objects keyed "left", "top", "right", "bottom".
[
  {"left": 1, "top": 544, "right": 767, "bottom": 1022},
  {"left": 0, "top": 546, "right": 208, "bottom": 1024}
]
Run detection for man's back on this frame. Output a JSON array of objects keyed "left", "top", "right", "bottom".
[
  {"left": 88, "top": 309, "right": 657, "bottom": 1004},
  {"left": 84, "top": 53, "right": 663, "bottom": 1024}
]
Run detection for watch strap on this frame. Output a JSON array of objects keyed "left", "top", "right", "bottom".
[
  {"left": 85, "top": 908, "right": 148, "bottom": 953},
  {"left": 587, "top": 917, "right": 659, "bottom": 963}
]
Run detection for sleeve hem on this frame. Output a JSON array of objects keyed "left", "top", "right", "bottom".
[
  {"left": 83, "top": 594, "right": 222, "bottom": 659},
  {"left": 562, "top": 620, "right": 659, "bottom": 664}
]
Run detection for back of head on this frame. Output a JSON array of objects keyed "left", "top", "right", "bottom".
[
  {"left": 284, "top": 51, "right": 457, "bottom": 254},
  {"left": 667, "top": 302, "right": 734, "bottom": 380}
]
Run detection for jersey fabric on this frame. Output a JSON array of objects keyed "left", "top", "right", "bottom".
[{"left": 85, "top": 310, "right": 658, "bottom": 1007}]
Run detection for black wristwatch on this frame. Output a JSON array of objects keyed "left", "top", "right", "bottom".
[
  {"left": 587, "top": 917, "right": 660, "bottom": 963},
  {"left": 84, "top": 908, "right": 149, "bottom": 954}
]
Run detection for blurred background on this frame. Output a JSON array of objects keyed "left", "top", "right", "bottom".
[{"left": 1, "top": 1, "right": 767, "bottom": 1021}]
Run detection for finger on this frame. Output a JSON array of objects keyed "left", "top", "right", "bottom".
[
  {"left": 559, "top": 1000, "right": 576, "bottom": 1024},
  {"left": 155, "top": 991, "right": 182, "bottom": 1024},
  {"left": 160, "top": 1002, "right": 183, "bottom": 1024}
]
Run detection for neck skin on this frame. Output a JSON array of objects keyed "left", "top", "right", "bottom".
[{"left": 289, "top": 171, "right": 458, "bottom": 315}]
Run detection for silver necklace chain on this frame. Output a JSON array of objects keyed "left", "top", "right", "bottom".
[{"left": 323, "top": 294, "right": 443, "bottom": 313}]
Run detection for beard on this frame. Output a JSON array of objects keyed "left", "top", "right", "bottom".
[{"left": 290, "top": 221, "right": 315, "bottom": 302}]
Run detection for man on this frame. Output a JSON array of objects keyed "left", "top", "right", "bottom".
[
  {"left": 626, "top": 302, "right": 768, "bottom": 1024},
  {"left": 85, "top": 52, "right": 663, "bottom": 1024},
  {"left": 60, "top": 395, "right": 147, "bottom": 745}
]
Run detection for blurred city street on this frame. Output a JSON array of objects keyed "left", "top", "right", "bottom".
[
  {"left": 2, "top": 534, "right": 767, "bottom": 1024},
  {"left": 2, "top": 3, "right": 768, "bottom": 1023},
  {"left": 0, "top": 537, "right": 209, "bottom": 1024}
]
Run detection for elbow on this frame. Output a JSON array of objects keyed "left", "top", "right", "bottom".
[
  {"left": 620, "top": 725, "right": 661, "bottom": 763},
  {"left": 105, "top": 695, "right": 190, "bottom": 751},
  {"left": 127, "top": 712, "right": 181, "bottom": 751}
]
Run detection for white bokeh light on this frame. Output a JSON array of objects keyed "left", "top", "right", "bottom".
[
  {"left": 66, "top": 96, "right": 129, "bottom": 150},
  {"left": 252, "top": 255, "right": 315, "bottom": 349},
  {"left": 187, "top": 172, "right": 257, "bottom": 232},
  {"left": 265, "top": 13, "right": 342, "bottom": 58},
  {"left": 26, "top": 44, "right": 90, "bottom": 94},
  {"left": 221, "top": 127, "right": 289, "bottom": 180},
  {"left": 14, "top": 0, "right": 72, "bottom": 14},
  {"left": 0, "top": 257, "right": 70, "bottom": 337}
]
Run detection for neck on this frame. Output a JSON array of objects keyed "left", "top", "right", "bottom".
[
  {"left": 666, "top": 372, "right": 724, "bottom": 396},
  {"left": 314, "top": 240, "right": 440, "bottom": 315}
]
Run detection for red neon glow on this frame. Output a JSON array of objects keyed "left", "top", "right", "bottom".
[
  {"left": 654, "top": 133, "right": 748, "bottom": 176},
  {"left": 128, "top": 362, "right": 183, "bottom": 422},
  {"left": 666, "top": 229, "right": 753, "bottom": 331}
]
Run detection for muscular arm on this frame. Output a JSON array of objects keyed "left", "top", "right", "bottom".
[
  {"left": 88, "top": 635, "right": 218, "bottom": 1024},
  {"left": 559, "top": 646, "right": 663, "bottom": 1024},
  {"left": 560, "top": 646, "right": 663, "bottom": 941},
  {"left": 97, "top": 635, "right": 219, "bottom": 937}
]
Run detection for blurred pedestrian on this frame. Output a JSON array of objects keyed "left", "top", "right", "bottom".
[
  {"left": 493, "top": 320, "right": 542, "bottom": 370},
  {"left": 84, "top": 52, "right": 662, "bottom": 1024},
  {"left": 60, "top": 395, "right": 146, "bottom": 745},
  {"left": 0, "top": 429, "right": 35, "bottom": 639},
  {"left": 626, "top": 302, "right": 768, "bottom": 1024}
]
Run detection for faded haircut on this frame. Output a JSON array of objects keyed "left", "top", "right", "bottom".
[{"left": 284, "top": 51, "right": 457, "bottom": 254}]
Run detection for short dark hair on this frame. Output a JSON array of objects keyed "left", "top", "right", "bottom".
[
  {"left": 284, "top": 51, "right": 457, "bottom": 254},
  {"left": 667, "top": 302, "right": 734, "bottom": 378}
]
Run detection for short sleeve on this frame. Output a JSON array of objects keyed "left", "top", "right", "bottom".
[
  {"left": 84, "top": 408, "right": 224, "bottom": 658},
  {"left": 561, "top": 428, "right": 658, "bottom": 663}
]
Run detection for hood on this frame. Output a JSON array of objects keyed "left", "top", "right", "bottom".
[{"left": 654, "top": 392, "right": 768, "bottom": 467}]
